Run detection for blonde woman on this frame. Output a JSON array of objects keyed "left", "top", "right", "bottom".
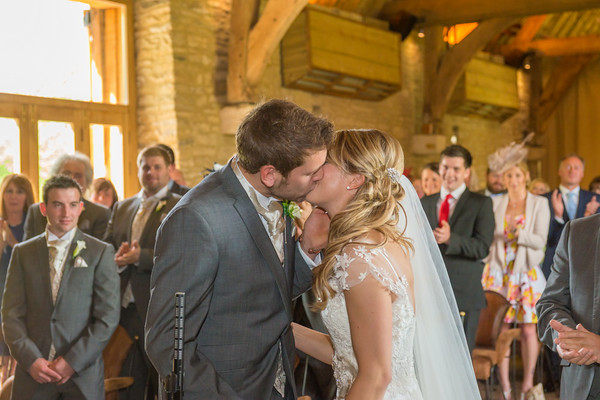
[
  {"left": 482, "top": 162, "right": 550, "bottom": 399},
  {"left": 292, "top": 129, "right": 479, "bottom": 400}
]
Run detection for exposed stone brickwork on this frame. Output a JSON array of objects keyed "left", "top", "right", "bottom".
[{"left": 134, "top": 0, "right": 529, "bottom": 189}]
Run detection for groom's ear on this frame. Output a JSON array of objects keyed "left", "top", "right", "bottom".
[{"left": 259, "top": 165, "right": 278, "bottom": 188}]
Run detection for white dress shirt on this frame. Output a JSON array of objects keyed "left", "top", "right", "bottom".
[{"left": 437, "top": 183, "right": 467, "bottom": 220}]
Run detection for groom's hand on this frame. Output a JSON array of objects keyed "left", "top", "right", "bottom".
[{"left": 300, "top": 207, "right": 330, "bottom": 260}]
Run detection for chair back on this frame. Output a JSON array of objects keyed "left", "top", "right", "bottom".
[{"left": 475, "top": 290, "right": 510, "bottom": 348}]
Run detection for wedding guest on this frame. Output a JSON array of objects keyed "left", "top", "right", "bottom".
[
  {"left": 0, "top": 174, "right": 34, "bottom": 384},
  {"left": 420, "top": 162, "right": 441, "bottom": 196},
  {"left": 478, "top": 168, "right": 506, "bottom": 197},
  {"left": 482, "top": 160, "right": 550, "bottom": 399},
  {"left": 157, "top": 143, "right": 190, "bottom": 195},
  {"left": 23, "top": 152, "right": 110, "bottom": 240},
  {"left": 1, "top": 176, "right": 120, "bottom": 400},
  {"left": 90, "top": 178, "right": 118, "bottom": 209},
  {"left": 421, "top": 145, "right": 495, "bottom": 352},
  {"left": 529, "top": 178, "right": 550, "bottom": 196},
  {"left": 537, "top": 213, "right": 600, "bottom": 399},
  {"left": 103, "top": 145, "right": 181, "bottom": 400},
  {"left": 589, "top": 175, "right": 600, "bottom": 194},
  {"left": 542, "top": 154, "right": 600, "bottom": 278}
]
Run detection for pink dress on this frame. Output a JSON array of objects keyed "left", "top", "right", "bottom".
[{"left": 482, "top": 214, "right": 546, "bottom": 324}]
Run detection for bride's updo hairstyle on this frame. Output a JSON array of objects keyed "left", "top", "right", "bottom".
[{"left": 312, "top": 129, "right": 412, "bottom": 309}]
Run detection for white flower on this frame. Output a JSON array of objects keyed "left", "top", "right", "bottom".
[
  {"left": 287, "top": 202, "right": 302, "bottom": 219},
  {"left": 73, "top": 240, "right": 86, "bottom": 259},
  {"left": 155, "top": 200, "right": 167, "bottom": 213}
]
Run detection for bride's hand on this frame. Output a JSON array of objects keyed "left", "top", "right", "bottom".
[{"left": 300, "top": 207, "right": 330, "bottom": 259}]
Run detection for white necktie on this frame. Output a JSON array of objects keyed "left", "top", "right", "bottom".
[{"left": 47, "top": 238, "right": 69, "bottom": 360}]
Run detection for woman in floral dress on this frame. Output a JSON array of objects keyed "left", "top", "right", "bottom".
[{"left": 482, "top": 161, "right": 550, "bottom": 399}]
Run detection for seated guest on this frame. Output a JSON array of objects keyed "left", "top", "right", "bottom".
[
  {"left": 157, "top": 143, "right": 190, "bottom": 195},
  {"left": 420, "top": 162, "right": 441, "bottom": 196},
  {"left": 1, "top": 175, "right": 120, "bottom": 400},
  {"left": 23, "top": 152, "right": 110, "bottom": 240},
  {"left": 0, "top": 173, "right": 35, "bottom": 384},
  {"left": 529, "top": 178, "right": 550, "bottom": 195},
  {"left": 589, "top": 175, "right": 600, "bottom": 194},
  {"left": 482, "top": 159, "right": 550, "bottom": 399},
  {"left": 90, "top": 177, "right": 118, "bottom": 210}
]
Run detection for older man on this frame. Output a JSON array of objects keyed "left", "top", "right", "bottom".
[{"left": 23, "top": 152, "right": 110, "bottom": 240}]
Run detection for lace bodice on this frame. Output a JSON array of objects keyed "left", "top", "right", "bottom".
[{"left": 321, "top": 245, "right": 423, "bottom": 400}]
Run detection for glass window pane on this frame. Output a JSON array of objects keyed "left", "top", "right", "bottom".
[
  {"left": 0, "top": 117, "right": 21, "bottom": 182},
  {"left": 90, "top": 123, "right": 124, "bottom": 200},
  {"left": 38, "top": 120, "right": 75, "bottom": 194}
]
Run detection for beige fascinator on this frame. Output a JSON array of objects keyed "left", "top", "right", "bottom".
[{"left": 487, "top": 133, "right": 534, "bottom": 173}]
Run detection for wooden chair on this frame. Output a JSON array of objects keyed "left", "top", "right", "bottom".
[
  {"left": 103, "top": 324, "right": 134, "bottom": 400},
  {"left": 472, "top": 290, "right": 521, "bottom": 400}
]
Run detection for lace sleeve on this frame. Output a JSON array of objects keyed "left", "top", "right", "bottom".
[{"left": 333, "top": 244, "right": 408, "bottom": 296}]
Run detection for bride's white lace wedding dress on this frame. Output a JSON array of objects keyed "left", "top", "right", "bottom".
[{"left": 321, "top": 244, "right": 423, "bottom": 400}]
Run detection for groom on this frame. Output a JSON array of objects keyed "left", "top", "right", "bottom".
[{"left": 145, "top": 99, "right": 333, "bottom": 399}]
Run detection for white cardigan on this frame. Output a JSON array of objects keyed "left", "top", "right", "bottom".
[{"left": 485, "top": 193, "right": 550, "bottom": 275}]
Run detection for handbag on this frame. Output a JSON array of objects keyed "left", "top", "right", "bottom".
[{"left": 525, "top": 383, "right": 545, "bottom": 400}]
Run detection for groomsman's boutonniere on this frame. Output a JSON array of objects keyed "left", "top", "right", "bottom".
[
  {"left": 73, "top": 240, "right": 86, "bottom": 259},
  {"left": 282, "top": 200, "right": 302, "bottom": 219},
  {"left": 155, "top": 199, "right": 167, "bottom": 213}
]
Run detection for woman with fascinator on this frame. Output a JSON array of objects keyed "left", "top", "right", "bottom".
[
  {"left": 482, "top": 138, "right": 550, "bottom": 400},
  {"left": 292, "top": 129, "right": 479, "bottom": 399}
]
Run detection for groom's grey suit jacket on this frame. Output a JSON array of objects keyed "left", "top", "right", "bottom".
[
  {"left": 145, "top": 162, "right": 313, "bottom": 399},
  {"left": 537, "top": 213, "right": 600, "bottom": 400},
  {"left": 1, "top": 229, "right": 120, "bottom": 400}
]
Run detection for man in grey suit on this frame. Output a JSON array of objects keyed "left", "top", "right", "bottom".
[
  {"left": 145, "top": 99, "right": 333, "bottom": 399},
  {"left": 537, "top": 213, "right": 600, "bottom": 399},
  {"left": 23, "top": 152, "right": 111, "bottom": 240},
  {"left": 421, "top": 145, "right": 495, "bottom": 352},
  {"left": 1, "top": 175, "right": 120, "bottom": 400},
  {"left": 104, "top": 145, "right": 181, "bottom": 400}
]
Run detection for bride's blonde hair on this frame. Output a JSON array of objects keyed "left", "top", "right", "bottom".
[{"left": 312, "top": 129, "right": 412, "bottom": 309}]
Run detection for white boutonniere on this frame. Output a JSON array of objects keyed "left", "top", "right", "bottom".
[
  {"left": 73, "top": 240, "right": 86, "bottom": 259},
  {"left": 282, "top": 200, "right": 302, "bottom": 219},
  {"left": 155, "top": 200, "right": 167, "bottom": 213},
  {"left": 74, "top": 256, "right": 88, "bottom": 268}
]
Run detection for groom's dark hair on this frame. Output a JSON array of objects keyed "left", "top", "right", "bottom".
[
  {"left": 440, "top": 145, "right": 473, "bottom": 168},
  {"left": 42, "top": 175, "right": 83, "bottom": 204},
  {"left": 236, "top": 99, "right": 334, "bottom": 176}
]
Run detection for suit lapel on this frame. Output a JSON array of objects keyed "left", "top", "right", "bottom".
[
  {"left": 577, "top": 190, "right": 590, "bottom": 219},
  {"left": 423, "top": 194, "right": 440, "bottom": 229},
  {"left": 221, "top": 164, "right": 292, "bottom": 315},
  {"left": 139, "top": 195, "right": 168, "bottom": 245},
  {"left": 126, "top": 197, "right": 141, "bottom": 241},
  {"left": 449, "top": 189, "right": 470, "bottom": 226},
  {"left": 36, "top": 236, "right": 54, "bottom": 305}
]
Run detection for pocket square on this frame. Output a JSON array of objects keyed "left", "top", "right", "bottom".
[{"left": 74, "top": 256, "right": 88, "bottom": 268}]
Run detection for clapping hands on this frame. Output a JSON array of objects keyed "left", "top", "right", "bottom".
[
  {"left": 433, "top": 220, "right": 451, "bottom": 244},
  {"left": 584, "top": 196, "right": 600, "bottom": 217},
  {"left": 115, "top": 240, "right": 141, "bottom": 266},
  {"left": 551, "top": 319, "right": 600, "bottom": 365}
]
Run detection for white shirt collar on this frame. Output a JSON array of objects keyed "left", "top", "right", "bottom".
[
  {"left": 559, "top": 185, "right": 580, "bottom": 196},
  {"left": 440, "top": 183, "right": 467, "bottom": 201},
  {"left": 45, "top": 226, "right": 76, "bottom": 247},
  {"left": 232, "top": 156, "right": 279, "bottom": 208},
  {"left": 137, "top": 185, "right": 169, "bottom": 203}
]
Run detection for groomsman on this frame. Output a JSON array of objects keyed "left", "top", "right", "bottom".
[
  {"left": 23, "top": 152, "right": 111, "bottom": 240},
  {"left": 537, "top": 213, "right": 600, "bottom": 399},
  {"left": 421, "top": 145, "right": 495, "bottom": 352},
  {"left": 103, "top": 145, "right": 180, "bottom": 400},
  {"left": 542, "top": 154, "right": 600, "bottom": 279},
  {"left": 1, "top": 176, "right": 120, "bottom": 400}
]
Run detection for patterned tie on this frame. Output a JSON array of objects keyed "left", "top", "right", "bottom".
[
  {"left": 439, "top": 194, "right": 453, "bottom": 227},
  {"left": 47, "top": 238, "right": 68, "bottom": 361},
  {"left": 131, "top": 198, "right": 156, "bottom": 243},
  {"left": 257, "top": 200, "right": 285, "bottom": 263},
  {"left": 566, "top": 192, "right": 577, "bottom": 220}
]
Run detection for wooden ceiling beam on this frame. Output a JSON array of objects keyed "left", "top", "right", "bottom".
[
  {"left": 380, "top": 0, "right": 600, "bottom": 25},
  {"left": 247, "top": 0, "right": 308, "bottom": 87},
  {"left": 529, "top": 35, "right": 600, "bottom": 57},
  {"left": 538, "top": 54, "right": 597, "bottom": 132},
  {"left": 501, "top": 15, "right": 547, "bottom": 64}
]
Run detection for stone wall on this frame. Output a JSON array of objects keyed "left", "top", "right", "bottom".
[{"left": 135, "top": 0, "right": 528, "bottom": 188}]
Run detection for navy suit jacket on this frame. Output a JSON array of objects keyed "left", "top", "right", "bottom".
[{"left": 542, "top": 189, "right": 600, "bottom": 278}]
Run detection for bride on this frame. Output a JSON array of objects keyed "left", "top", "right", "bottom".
[{"left": 293, "top": 129, "right": 480, "bottom": 399}]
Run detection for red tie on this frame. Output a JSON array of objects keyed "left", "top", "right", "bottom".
[{"left": 439, "top": 194, "right": 453, "bottom": 227}]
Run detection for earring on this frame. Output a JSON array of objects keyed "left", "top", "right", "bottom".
[{"left": 346, "top": 186, "right": 351, "bottom": 190}]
